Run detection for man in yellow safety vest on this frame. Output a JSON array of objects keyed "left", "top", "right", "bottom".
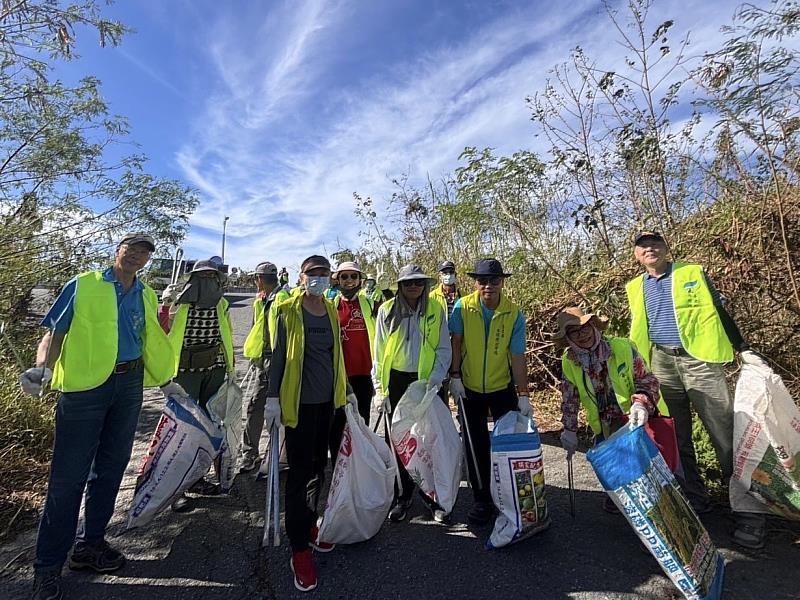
[
  {"left": 239, "top": 261, "right": 290, "bottom": 473},
  {"left": 448, "top": 258, "right": 533, "bottom": 526},
  {"left": 626, "top": 230, "right": 767, "bottom": 549},
  {"left": 19, "top": 232, "right": 175, "bottom": 600}
]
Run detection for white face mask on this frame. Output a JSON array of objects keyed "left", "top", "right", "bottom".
[
  {"left": 305, "top": 276, "right": 330, "bottom": 296},
  {"left": 441, "top": 273, "right": 457, "bottom": 286}
]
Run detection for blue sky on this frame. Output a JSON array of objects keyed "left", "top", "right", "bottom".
[{"left": 56, "top": 0, "right": 740, "bottom": 275}]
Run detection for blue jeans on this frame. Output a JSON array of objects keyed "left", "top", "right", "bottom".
[{"left": 34, "top": 365, "right": 144, "bottom": 572}]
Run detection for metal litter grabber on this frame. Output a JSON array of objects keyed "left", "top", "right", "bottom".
[
  {"left": 262, "top": 422, "right": 281, "bottom": 547},
  {"left": 456, "top": 393, "right": 483, "bottom": 491},
  {"left": 567, "top": 454, "right": 576, "bottom": 519},
  {"left": 382, "top": 400, "right": 404, "bottom": 499}
]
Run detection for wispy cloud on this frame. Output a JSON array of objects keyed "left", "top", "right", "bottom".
[{"left": 174, "top": 0, "right": 736, "bottom": 274}]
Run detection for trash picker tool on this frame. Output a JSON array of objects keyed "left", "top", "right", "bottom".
[
  {"left": 456, "top": 394, "right": 483, "bottom": 491},
  {"left": 567, "top": 454, "right": 576, "bottom": 519}
]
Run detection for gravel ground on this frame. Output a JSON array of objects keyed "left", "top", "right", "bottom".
[{"left": 2, "top": 293, "right": 799, "bottom": 599}]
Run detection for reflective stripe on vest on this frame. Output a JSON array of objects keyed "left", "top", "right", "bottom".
[
  {"left": 51, "top": 271, "right": 173, "bottom": 392},
  {"left": 626, "top": 262, "right": 733, "bottom": 365},
  {"left": 460, "top": 291, "right": 518, "bottom": 393},
  {"left": 169, "top": 298, "right": 235, "bottom": 375},
  {"left": 376, "top": 297, "right": 443, "bottom": 396},
  {"left": 243, "top": 288, "right": 290, "bottom": 360},
  {"left": 277, "top": 294, "right": 347, "bottom": 428}
]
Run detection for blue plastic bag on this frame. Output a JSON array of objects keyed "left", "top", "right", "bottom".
[
  {"left": 487, "top": 412, "right": 550, "bottom": 549},
  {"left": 587, "top": 426, "right": 724, "bottom": 600}
]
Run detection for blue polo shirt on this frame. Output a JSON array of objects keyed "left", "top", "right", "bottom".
[
  {"left": 644, "top": 263, "right": 722, "bottom": 348},
  {"left": 41, "top": 268, "right": 146, "bottom": 362},
  {"left": 449, "top": 298, "right": 526, "bottom": 354}
]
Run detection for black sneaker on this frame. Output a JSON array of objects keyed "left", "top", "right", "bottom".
[
  {"left": 31, "top": 570, "right": 62, "bottom": 600},
  {"left": 189, "top": 478, "right": 221, "bottom": 496},
  {"left": 69, "top": 539, "right": 126, "bottom": 573},
  {"left": 467, "top": 501, "right": 495, "bottom": 525},
  {"left": 388, "top": 498, "right": 413, "bottom": 522},
  {"left": 238, "top": 455, "right": 259, "bottom": 473}
]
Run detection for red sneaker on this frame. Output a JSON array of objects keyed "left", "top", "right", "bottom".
[
  {"left": 290, "top": 549, "right": 317, "bottom": 592},
  {"left": 309, "top": 525, "right": 335, "bottom": 553}
]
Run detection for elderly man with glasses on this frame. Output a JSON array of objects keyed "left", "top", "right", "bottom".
[{"left": 448, "top": 258, "right": 533, "bottom": 526}]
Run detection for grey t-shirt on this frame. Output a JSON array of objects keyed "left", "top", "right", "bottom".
[{"left": 268, "top": 308, "right": 334, "bottom": 405}]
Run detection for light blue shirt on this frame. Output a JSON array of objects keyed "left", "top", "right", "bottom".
[{"left": 42, "top": 268, "right": 146, "bottom": 362}]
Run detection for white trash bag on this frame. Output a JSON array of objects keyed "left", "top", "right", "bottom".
[
  {"left": 390, "top": 380, "right": 462, "bottom": 513},
  {"left": 730, "top": 360, "right": 800, "bottom": 520},
  {"left": 128, "top": 393, "right": 224, "bottom": 528},
  {"left": 207, "top": 376, "right": 244, "bottom": 491},
  {"left": 317, "top": 404, "right": 396, "bottom": 544},
  {"left": 488, "top": 411, "right": 550, "bottom": 549}
]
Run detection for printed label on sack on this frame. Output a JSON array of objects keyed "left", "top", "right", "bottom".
[{"left": 395, "top": 430, "right": 418, "bottom": 466}]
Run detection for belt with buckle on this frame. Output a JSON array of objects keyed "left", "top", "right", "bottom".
[
  {"left": 655, "top": 344, "right": 687, "bottom": 357},
  {"left": 113, "top": 358, "right": 143, "bottom": 374}
]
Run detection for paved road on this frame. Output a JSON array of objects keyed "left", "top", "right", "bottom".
[{"left": 2, "top": 294, "right": 799, "bottom": 599}]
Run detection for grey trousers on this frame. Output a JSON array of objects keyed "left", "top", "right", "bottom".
[
  {"left": 240, "top": 366, "right": 268, "bottom": 461},
  {"left": 650, "top": 347, "right": 733, "bottom": 503}
]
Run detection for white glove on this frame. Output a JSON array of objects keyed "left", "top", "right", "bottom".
[
  {"left": 517, "top": 395, "right": 532, "bottom": 418},
  {"left": 449, "top": 377, "right": 466, "bottom": 400},
  {"left": 265, "top": 397, "right": 281, "bottom": 429},
  {"left": 426, "top": 379, "right": 442, "bottom": 392},
  {"left": 160, "top": 381, "right": 188, "bottom": 398},
  {"left": 161, "top": 283, "right": 181, "bottom": 305},
  {"left": 19, "top": 367, "right": 52, "bottom": 396},
  {"left": 628, "top": 403, "right": 650, "bottom": 430},
  {"left": 373, "top": 393, "right": 388, "bottom": 413},
  {"left": 741, "top": 350, "right": 769, "bottom": 369},
  {"left": 560, "top": 429, "right": 578, "bottom": 458},
  {"left": 346, "top": 393, "right": 358, "bottom": 406}
]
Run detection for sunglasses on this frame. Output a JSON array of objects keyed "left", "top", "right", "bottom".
[
  {"left": 400, "top": 280, "right": 425, "bottom": 288},
  {"left": 338, "top": 273, "right": 360, "bottom": 281},
  {"left": 476, "top": 276, "right": 502, "bottom": 286}
]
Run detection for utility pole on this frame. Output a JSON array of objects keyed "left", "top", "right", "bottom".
[{"left": 221, "top": 215, "right": 230, "bottom": 265}]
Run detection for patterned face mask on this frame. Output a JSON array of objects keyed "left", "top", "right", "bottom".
[{"left": 305, "top": 276, "right": 330, "bottom": 296}]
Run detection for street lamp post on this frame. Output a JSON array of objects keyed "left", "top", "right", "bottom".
[{"left": 221, "top": 215, "right": 230, "bottom": 265}]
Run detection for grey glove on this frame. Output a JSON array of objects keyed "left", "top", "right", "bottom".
[
  {"left": 560, "top": 429, "right": 578, "bottom": 458},
  {"left": 449, "top": 377, "right": 466, "bottom": 400},
  {"left": 265, "top": 397, "right": 281, "bottom": 430},
  {"left": 517, "top": 395, "right": 532, "bottom": 418},
  {"left": 346, "top": 393, "right": 358, "bottom": 406},
  {"left": 19, "top": 367, "right": 52, "bottom": 396},
  {"left": 160, "top": 381, "right": 189, "bottom": 398}
]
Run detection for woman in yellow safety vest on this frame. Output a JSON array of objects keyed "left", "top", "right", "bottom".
[
  {"left": 554, "top": 306, "right": 663, "bottom": 512},
  {"left": 168, "top": 259, "right": 234, "bottom": 508},
  {"left": 372, "top": 264, "right": 452, "bottom": 524}
]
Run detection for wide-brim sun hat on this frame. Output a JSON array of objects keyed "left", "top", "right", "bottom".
[
  {"left": 466, "top": 258, "right": 511, "bottom": 278},
  {"left": 334, "top": 261, "right": 362, "bottom": 275},
  {"left": 551, "top": 306, "right": 609, "bottom": 342},
  {"left": 191, "top": 259, "right": 221, "bottom": 274},
  {"left": 396, "top": 264, "right": 433, "bottom": 282}
]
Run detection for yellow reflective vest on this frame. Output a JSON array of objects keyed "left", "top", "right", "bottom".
[
  {"left": 561, "top": 337, "right": 669, "bottom": 436},
  {"left": 460, "top": 291, "right": 519, "bottom": 393},
  {"left": 243, "top": 288, "right": 290, "bottom": 360},
  {"left": 626, "top": 262, "right": 734, "bottom": 365},
  {"left": 51, "top": 271, "right": 173, "bottom": 392},
  {"left": 277, "top": 293, "right": 347, "bottom": 428},
  {"left": 169, "top": 299, "right": 235, "bottom": 375},
  {"left": 374, "top": 297, "right": 444, "bottom": 396}
]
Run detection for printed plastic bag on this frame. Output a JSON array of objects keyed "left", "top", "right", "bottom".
[
  {"left": 317, "top": 404, "right": 396, "bottom": 544},
  {"left": 207, "top": 377, "right": 244, "bottom": 491},
  {"left": 128, "top": 394, "right": 224, "bottom": 528},
  {"left": 487, "top": 411, "right": 550, "bottom": 549},
  {"left": 730, "top": 362, "right": 800, "bottom": 519},
  {"left": 390, "top": 380, "right": 462, "bottom": 513},
  {"left": 587, "top": 426, "right": 724, "bottom": 600}
]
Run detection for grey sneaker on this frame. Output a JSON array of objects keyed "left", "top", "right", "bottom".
[
  {"left": 31, "top": 570, "right": 62, "bottom": 600},
  {"left": 239, "top": 455, "right": 259, "bottom": 473},
  {"left": 388, "top": 498, "right": 413, "bottom": 522},
  {"left": 69, "top": 539, "right": 126, "bottom": 573}
]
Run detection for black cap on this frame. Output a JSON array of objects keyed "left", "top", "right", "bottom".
[
  {"left": 437, "top": 260, "right": 455, "bottom": 272},
  {"left": 466, "top": 258, "right": 511, "bottom": 278},
  {"left": 300, "top": 255, "right": 331, "bottom": 273},
  {"left": 633, "top": 231, "right": 665, "bottom": 246}
]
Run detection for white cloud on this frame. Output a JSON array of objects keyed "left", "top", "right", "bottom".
[{"left": 175, "top": 0, "right": 736, "bottom": 272}]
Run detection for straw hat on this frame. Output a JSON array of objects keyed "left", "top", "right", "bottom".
[{"left": 551, "top": 307, "right": 609, "bottom": 343}]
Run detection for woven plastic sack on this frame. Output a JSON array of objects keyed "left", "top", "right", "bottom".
[
  {"left": 730, "top": 361, "right": 800, "bottom": 519},
  {"left": 207, "top": 376, "right": 244, "bottom": 491},
  {"left": 587, "top": 426, "right": 724, "bottom": 600},
  {"left": 390, "top": 380, "right": 462, "bottom": 513},
  {"left": 317, "top": 404, "right": 396, "bottom": 543},
  {"left": 487, "top": 412, "right": 550, "bottom": 549},
  {"left": 128, "top": 394, "right": 224, "bottom": 528}
]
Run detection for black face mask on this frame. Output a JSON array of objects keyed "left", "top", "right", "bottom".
[
  {"left": 261, "top": 274, "right": 278, "bottom": 286},
  {"left": 175, "top": 273, "right": 224, "bottom": 308}
]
